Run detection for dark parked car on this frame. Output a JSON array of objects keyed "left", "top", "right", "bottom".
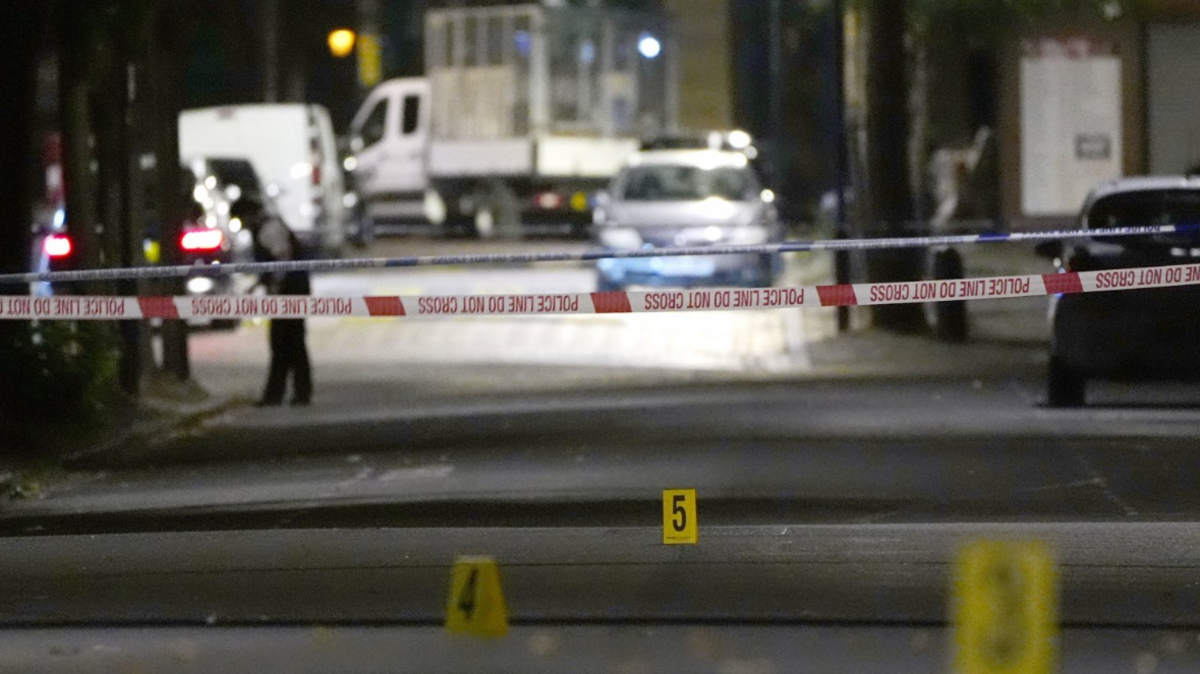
[
  {"left": 1040, "top": 176, "right": 1200, "bottom": 406},
  {"left": 172, "top": 167, "right": 255, "bottom": 329}
]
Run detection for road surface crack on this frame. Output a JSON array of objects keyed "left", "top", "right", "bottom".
[{"left": 1075, "top": 454, "right": 1139, "bottom": 518}]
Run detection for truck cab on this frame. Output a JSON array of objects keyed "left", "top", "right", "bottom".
[{"left": 349, "top": 79, "right": 432, "bottom": 223}]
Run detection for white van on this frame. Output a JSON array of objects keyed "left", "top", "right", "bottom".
[{"left": 179, "top": 104, "right": 346, "bottom": 254}]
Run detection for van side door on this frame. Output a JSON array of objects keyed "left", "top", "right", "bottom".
[
  {"left": 350, "top": 87, "right": 398, "bottom": 198},
  {"left": 388, "top": 82, "right": 431, "bottom": 195}
]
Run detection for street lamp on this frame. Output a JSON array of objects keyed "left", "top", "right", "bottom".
[
  {"left": 328, "top": 29, "right": 357, "bottom": 58},
  {"left": 638, "top": 33, "right": 661, "bottom": 59}
]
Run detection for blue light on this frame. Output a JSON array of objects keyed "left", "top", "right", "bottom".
[
  {"left": 580, "top": 40, "right": 596, "bottom": 65},
  {"left": 638, "top": 33, "right": 661, "bottom": 59},
  {"left": 515, "top": 30, "right": 531, "bottom": 57}
]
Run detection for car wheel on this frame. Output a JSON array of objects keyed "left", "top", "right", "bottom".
[
  {"left": 349, "top": 211, "right": 374, "bottom": 249},
  {"left": 471, "top": 182, "right": 522, "bottom": 240},
  {"left": 1047, "top": 355, "right": 1086, "bottom": 407}
]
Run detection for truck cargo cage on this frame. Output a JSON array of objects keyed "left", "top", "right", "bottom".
[{"left": 424, "top": 3, "right": 674, "bottom": 145}]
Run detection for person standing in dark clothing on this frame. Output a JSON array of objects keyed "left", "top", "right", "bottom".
[
  {"left": 233, "top": 197, "right": 313, "bottom": 406},
  {"left": 261, "top": 262, "right": 312, "bottom": 407}
]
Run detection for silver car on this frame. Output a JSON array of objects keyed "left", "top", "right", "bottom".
[{"left": 592, "top": 149, "right": 781, "bottom": 291}]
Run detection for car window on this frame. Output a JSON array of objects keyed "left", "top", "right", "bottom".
[
  {"left": 1087, "top": 189, "right": 1200, "bottom": 246},
  {"left": 401, "top": 95, "right": 420, "bottom": 136},
  {"left": 207, "top": 159, "right": 262, "bottom": 195},
  {"left": 358, "top": 97, "right": 388, "bottom": 147},
  {"left": 619, "top": 165, "right": 755, "bottom": 202}
]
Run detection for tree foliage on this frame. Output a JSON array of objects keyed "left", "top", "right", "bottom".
[
  {"left": 912, "top": 0, "right": 1148, "bottom": 42},
  {"left": 0, "top": 323, "right": 123, "bottom": 454}
]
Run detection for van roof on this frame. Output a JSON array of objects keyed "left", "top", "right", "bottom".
[{"left": 183, "top": 103, "right": 316, "bottom": 115}]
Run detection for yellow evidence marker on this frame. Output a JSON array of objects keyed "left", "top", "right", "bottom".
[
  {"left": 445, "top": 556, "right": 509, "bottom": 638},
  {"left": 953, "top": 540, "right": 1058, "bottom": 674},
  {"left": 662, "top": 489, "right": 697, "bottom": 544}
]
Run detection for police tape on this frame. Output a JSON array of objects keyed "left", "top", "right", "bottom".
[
  {"left": 1, "top": 263, "right": 1196, "bottom": 320},
  {"left": 1, "top": 224, "right": 1196, "bottom": 285}
]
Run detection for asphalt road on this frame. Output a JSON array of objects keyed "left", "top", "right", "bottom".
[
  {"left": 5, "top": 522, "right": 1200, "bottom": 629},
  {"left": 12, "top": 377, "right": 1200, "bottom": 529},
  {"left": 7, "top": 624, "right": 1200, "bottom": 674}
]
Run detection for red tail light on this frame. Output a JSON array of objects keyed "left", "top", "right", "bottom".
[
  {"left": 312, "top": 164, "right": 322, "bottom": 186},
  {"left": 43, "top": 234, "right": 73, "bottom": 259},
  {"left": 535, "top": 192, "right": 564, "bottom": 210},
  {"left": 180, "top": 229, "right": 224, "bottom": 252}
]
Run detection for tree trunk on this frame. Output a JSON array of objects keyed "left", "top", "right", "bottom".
[
  {"left": 0, "top": 2, "right": 53, "bottom": 447},
  {"left": 60, "top": 8, "right": 101, "bottom": 291},
  {"left": 114, "top": 5, "right": 148, "bottom": 397},
  {"left": 149, "top": 3, "right": 190, "bottom": 381},
  {"left": 0, "top": 5, "right": 47, "bottom": 284},
  {"left": 262, "top": 0, "right": 280, "bottom": 102},
  {"left": 864, "top": 0, "right": 927, "bottom": 333}
]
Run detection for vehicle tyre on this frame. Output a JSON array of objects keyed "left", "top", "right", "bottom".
[
  {"left": 349, "top": 210, "right": 375, "bottom": 249},
  {"left": 471, "top": 181, "right": 521, "bottom": 240},
  {"left": 1047, "top": 355, "right": 1086, "bottom": 407}
]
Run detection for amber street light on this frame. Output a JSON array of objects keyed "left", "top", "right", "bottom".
[{"left": 328, "top": 29, "right": 357, "bottom": 58}]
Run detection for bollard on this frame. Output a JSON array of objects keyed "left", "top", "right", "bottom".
[
  {"left": 932, "top": 246, "right": 968, "bottom": 342},
  {"left": 835, "top": 231, "right": 851, "bottom": 332}
]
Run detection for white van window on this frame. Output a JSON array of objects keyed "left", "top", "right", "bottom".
[
  {"left": 402, "top": 95, "right": 420, "bottom": 135},
  {"left": 360, "top": 98, "right": 388, "bottom": 147}
]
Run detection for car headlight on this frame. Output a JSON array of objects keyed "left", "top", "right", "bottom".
[
  {"left": 599, "top": 227, "right": 643, "bottom": 249},
  {"left": 187, "top": 277, "right": 215, "bottom": 294}
]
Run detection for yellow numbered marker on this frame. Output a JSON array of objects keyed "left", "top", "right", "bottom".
[
  {"left": 662, "top": 489, "right": 697, "bottom": 544},
  {"left": 445, "top": 556, "right": 508, "bottom": 638},
  {"left": 954, "top": 540, "right": 1058, "bottom": 674}
]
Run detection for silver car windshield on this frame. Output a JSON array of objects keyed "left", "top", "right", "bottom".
[{"left": 619, "top": 165, "right": 756, "bottom": 202}]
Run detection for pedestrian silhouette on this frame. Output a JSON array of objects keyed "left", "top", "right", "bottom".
[{"left": 232, "top": 196, "right": 313, "bottom": 406}]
